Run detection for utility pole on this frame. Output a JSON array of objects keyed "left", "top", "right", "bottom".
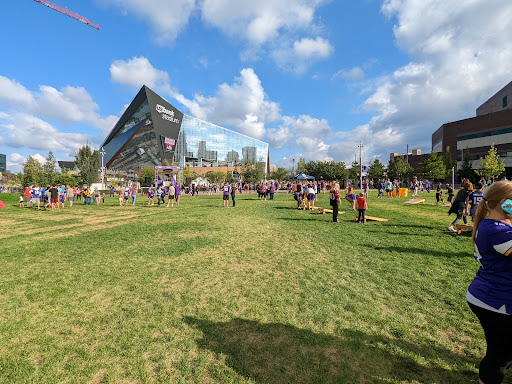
[
  {"left": 292, "top": 158, "right": 295, "bottom": 177},
  {"left": 358, "top": 141, "right": 363, "bottom": 190}
]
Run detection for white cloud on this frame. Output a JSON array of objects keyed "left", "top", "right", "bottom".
[
  {"left": 337, "top": 0, "right": 512, "bottom": 162},
  {"left": 293, "top": 37, "right": 332, "bottom": 59},
  {"left": 0, "top": 76, "right": 35, "bottom": 107},
  {"left": 0, "top": 76, "right": 118, "bottom": 136},
  {"left": 282, "top": 115, "right": 331, "bottom": 137},
  {"left": 110, "top": 56, "right": 172, "bottom": 93},
  {"left": 272, "top": 36, "right": 334, "bottom": 73},
  {"left": 8, "top": 153, "right": 26, "bottom": 163},
  {"left": 101, "top": 0, "right": 330, "bottom": 71},
  {"left": 176, "top": 68, "right": 281, "bottom": 140},
  {"left": 201, "top": 0, "right": 319, "bottom": 45},
  {"left": 0, "top": 112, "right": 95, "bottom": 155},
  {"left": 295, "top": 136, "right": 331, "bottom": 161},
  {"left": 99, "top": 0, "right": 196, "bottom": 44},
  {"left": 33, "top": 154, "right": 47, "bottom": 165},
  {"left": 333, "top": 67, "right": 365, "bottom": 81},
  {"left": 266, "top": 126, "right": 293, "bottom": 149}
]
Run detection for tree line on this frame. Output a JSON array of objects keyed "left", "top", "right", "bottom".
[{"left": 19, "top": 145, "right": 100, "bottom": 188}]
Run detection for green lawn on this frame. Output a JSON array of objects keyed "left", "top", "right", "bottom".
[{"left": 0, "top": 190, "right": 504, "bottom": 383}]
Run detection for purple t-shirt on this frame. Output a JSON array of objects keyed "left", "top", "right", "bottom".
[
  {"left": 31, "top": 187, "right": 40, "bottom": 198},
  {"left": 469, "top": 190, "right": 485, "bottom": 217},
  {"left": 468, "top": 219, "right": 512, "bottom": 314},
  {"left": 175, "top": 186, "right": 181, "bottom": 196},
  {"left": 223, "top": 185, "right": 230, "bottom": 195}
]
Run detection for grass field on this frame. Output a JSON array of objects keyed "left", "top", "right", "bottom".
[{"left": 0, "top": 190, "right": 506, "bottom": 383}]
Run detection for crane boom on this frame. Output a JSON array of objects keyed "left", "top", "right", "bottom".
[{"left": 33, "top": 0, "right": 100, "bottom": 30}]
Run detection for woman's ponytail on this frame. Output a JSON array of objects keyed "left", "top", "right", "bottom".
[{"left": 472, "top": 199, "right": 488, "bottom": 243}]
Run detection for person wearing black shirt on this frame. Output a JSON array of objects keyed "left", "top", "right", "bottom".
[
  {"left": 447, "top": 182, "right": 472, "bottom": 232},
  {"left": 49, "top": 185, "right": 59, "bottom": 212}
]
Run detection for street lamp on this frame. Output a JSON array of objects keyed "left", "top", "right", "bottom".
[
  {"left": 100, "top": 146, "right": 106, "bottom": 190},
  {"left": 358, "top": 141, "right": 363, "bottom": 190}
]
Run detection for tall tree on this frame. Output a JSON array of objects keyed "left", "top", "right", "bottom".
[
  {"left": 368, "top": 159, "right": 385, "bottom": 180},
  {"left": 270, "top": 167, "right": 289, "bottom": 181},
  {"left": 419, "top": 152, "right": 447, "bottom": 181},
  {"left": 41, "top": 151, "right": 58, "bottom": 186},
  {"left": 332, "top": 161, "right": 347, "bottom": 181},
  {"left": 241, "top": 160, "right": 265, "bottom": 184},
  {"left": 442, "top": 146, "right": 457, "bottom": 173},
  {"left": 348, "top": 161, "right": 359, "bottom": 181},
  {"left": 74, "top": 144, "right": 100, "bottom": 186},
  {"left": 296, "top": 157, "right": 307, "bottom": 174},
  {"left": 21, "top": 156, "right": 43, "bottom": 187},
  {"left": 458, "top": 151, "right": 476, "bottom": 182},
  {"left": 387, "top": 156, "right": 413, "bottom": 181},
  {"left": 138, "top": 166, "right": 154, "bottom": 184},
  {"left": 476, "top": 144, "right": 505, "bottom": 181}
]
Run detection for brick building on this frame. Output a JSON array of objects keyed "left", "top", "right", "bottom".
[{"left": 432, "top": 81, "right": 512, "bottom": 179}]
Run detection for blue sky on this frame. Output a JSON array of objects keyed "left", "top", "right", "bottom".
[{"left": 1, "top": 0, "right": 511, "bottom": 172}]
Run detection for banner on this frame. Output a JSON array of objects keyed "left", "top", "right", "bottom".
[{"left": 164, "top": 137, "right": 175, "bottom": 151}]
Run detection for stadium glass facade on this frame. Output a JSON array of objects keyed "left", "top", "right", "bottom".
[
  {"left": 0, "top": 153, "right": 6, "bottom": 172},
  {"left": 101, "top": 86, "right": 268, "bottom": 173},
  {"left": 174, "top": 116, "right": 268, "bottom": 168}
]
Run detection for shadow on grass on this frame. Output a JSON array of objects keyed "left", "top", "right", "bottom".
[
  {"left": 370, "top": 245, "right": 471, "bottom": 259},
  {"left": 184, "top": 317, "right": 475, "bottom": 384}
]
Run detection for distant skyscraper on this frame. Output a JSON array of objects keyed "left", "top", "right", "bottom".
[
  {"left": 198, "top": 141, "right": 218, "bottom": 161},
  {"left": 225, "top": 150, "right": 240, "bottom": 163},
  {"left": 242, "top": 146, "right": 257, "bottom": 163}
]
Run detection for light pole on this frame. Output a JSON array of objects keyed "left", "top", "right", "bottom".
[
  {"left": 292, "top": 158, "right": 295, "bottom": 177},
  {"left": 358, "top": 141, "right": 363, "bottom": 190},
  {"left": 100, "top": 146, "right": 106, "bottom": 190}
]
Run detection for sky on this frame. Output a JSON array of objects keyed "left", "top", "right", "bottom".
[{"left": 1, "top": 0, "right": 512, "bottom": 173}]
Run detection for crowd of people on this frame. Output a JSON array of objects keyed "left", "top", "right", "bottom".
[
  {"left": 20, "top": 185, "right": 107, "bottom": 211},
  {"left": 13, "top": 174, "right": 512, "bottom": 383}
]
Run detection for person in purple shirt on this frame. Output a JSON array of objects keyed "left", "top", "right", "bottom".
[
  {"left": 469, "top": 182, "right": 486, "bottom": 221},
  {"left": 467, "top": 181, "right": 512, "bottom": 384},
  {"left": 148, "top": 185, "right": 155, "bottom": 206},
  {"left": 270, "top": 183, "right": 276, "bottom": 200},
  {"left": 222, "top": 182, "right": 230, "bottom": 207},
  {"left": 123, "top": 186, "right": 130, "bottom": 206},
  {"left": 31, "top": 186, "right": 41, "bottom": 209},
  {"left": 260, "top": 183, "right": 267, "bottom": 201},
  {"left": 175, "top": 184, "right": 181, "bottom": 206}
]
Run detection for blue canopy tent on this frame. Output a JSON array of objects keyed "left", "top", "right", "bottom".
[{"left": 291, "top": 173, "right": 315, "bottom": 180}]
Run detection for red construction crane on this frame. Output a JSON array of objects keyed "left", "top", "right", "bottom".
[{"left": 33, "top": 0, "right": 100, "bottom": 30}]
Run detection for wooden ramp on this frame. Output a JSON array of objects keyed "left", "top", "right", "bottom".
[
  {"left": 404, "top": 199, "right": 425, "bottom": 204},
  {"left": 354, "top": 214, "right": 389, "bottom": 222},
  {"left": 456, "top": 224, "right": 473, "bottom": 234},
  {"left": 317, "top": 207, "right": 345, "bottom": 215}
]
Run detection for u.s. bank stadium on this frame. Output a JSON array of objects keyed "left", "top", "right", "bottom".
[{"left": 101, "top": 86, "right": 270, "bottom": 176}]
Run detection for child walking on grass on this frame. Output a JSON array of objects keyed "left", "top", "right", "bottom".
[
  {"left": 436, "top": 183, "right": 444, "bottom": 206},
  {"left": 357, "top": 192, "right": 367, "bottom": 224}
]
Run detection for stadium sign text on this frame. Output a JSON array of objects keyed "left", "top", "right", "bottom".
[{"left": 156, "top": 104, "right": 180, "bottom": 124}]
